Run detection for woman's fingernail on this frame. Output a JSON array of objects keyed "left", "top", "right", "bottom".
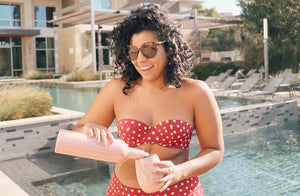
[
  {"left": 97, "top": 130, "right": 101, "bottom": 143},
  {"left": 90, "top": 129, "right": 94, "bottom": 137}
]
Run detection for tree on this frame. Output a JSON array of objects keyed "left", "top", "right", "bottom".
[
  {"left": 192, "top": 4, "right": 242, "bottom": 52},
  {"left": 192, "top": 4, "right": 221, "bottom": 18},
  {"left": 203, "top": 26, "right": 242, "bottom": 52},
  {"left": 238, "top": 0, "right": 300, "bottom": 73}
]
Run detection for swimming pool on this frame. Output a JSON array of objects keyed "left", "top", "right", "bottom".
[
  {"left": 44, "top": 87, "right": 268, "bottom": 112},
  {"left": 31, "top": 120, "right": 300, "bottom": 195}
]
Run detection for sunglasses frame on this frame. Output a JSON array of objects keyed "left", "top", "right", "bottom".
[{"left": 128, "top": 41, "right": 166, "bottom": 61}]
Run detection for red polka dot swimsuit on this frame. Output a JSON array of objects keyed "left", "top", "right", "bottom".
[
  {"left": 106, "top": 119, "right": 204, "bottom": 196},
  {"left": 117, "top": 119, "right": 193, "bottom": 149}
]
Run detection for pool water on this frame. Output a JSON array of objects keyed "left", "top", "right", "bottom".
[
  {"left": 191, "top": 121, "right": 300, "bottom": 195},
  {"left": 32, "top": 121, "right": 300, "bottom": 196},
  {"left": 44, "top": 87, "right": 268, "bottom": 112}
]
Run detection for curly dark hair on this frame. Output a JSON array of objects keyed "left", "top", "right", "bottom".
[{"left": 110, "top": 4, "right": 194, "bottom": 95}]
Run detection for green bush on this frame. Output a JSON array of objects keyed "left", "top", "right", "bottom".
[
  {"left": 191, "top": 62, "right": 239, "bottom": 80},
  {"left": 66, "top": 71, "right": 103, "bottom": 81},
  {"left": 0, "top": 85, "right": 52, "bottom": 121},
  {"left": 21, "top": 71, "right": 55, "bottom": 80}
]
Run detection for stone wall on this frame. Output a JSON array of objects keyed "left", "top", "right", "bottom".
[
  {"left": 0, "top": 107, "right": 84, "bottom": 161},
  {"left": 221, "top": 100, "right": 298, "bottom": 136}
]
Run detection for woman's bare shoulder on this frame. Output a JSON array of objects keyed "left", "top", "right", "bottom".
[
  {"left": 101, "top": 78, "right": 124, "bottom": 92},
  {"left": 181, "top": 78, "right": 210, "bottom": 94}
]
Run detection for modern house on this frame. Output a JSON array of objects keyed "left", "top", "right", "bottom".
[
  {"left": 0, "top": 0, "right": 62, "bottom": 77},
  {"left": 0, "top": 0, "right": 242, "bottom": 77}
]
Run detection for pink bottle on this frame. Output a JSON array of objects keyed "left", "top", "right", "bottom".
[{"left": 55, "top": 129, "right": 148, "bottom": 163}]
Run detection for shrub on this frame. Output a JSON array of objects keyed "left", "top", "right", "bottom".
[
  {"left": 191, "top": 62, "right": 239, "bottom": 80},
  {"left": 21, "top": 71, "right": 55, "bottom": 80},
  {"left": 0, "top": 85, "right": 52, "bottom": 121},
  {"left": 66, "top": 71, "right": 103, "bottom": 81}
]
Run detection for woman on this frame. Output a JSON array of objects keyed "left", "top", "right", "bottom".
[{"left": 74, "top": 4, "right": 224, "bottom": 196}]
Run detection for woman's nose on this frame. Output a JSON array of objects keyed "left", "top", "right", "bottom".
[{"left": 136, "top": 51, "right": 148, "bottom": 62}]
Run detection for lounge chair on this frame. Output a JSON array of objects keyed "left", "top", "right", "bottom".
[
  {"left": 279, "top": 73, "right": 298, "bottom": 98},
  {"left": 205, "top": 75, "right": 218, "bottom": 86},
  {"left": 239, "top": 77, "right": 284, "bottom": 98},
  {"left": 245, "top": 69, "right": 257, "bottom": 78},
  {"left": 279, "top": 73, "right": 298, "bottom": 88},
  {"left": 235, "top": 69, "right": 246, "bottom": 80},
  {"left": 220, "top": 73, "right": 260, "bottom": 96},
  {"left": 281, "top": 68, "right": 293, "bottom": 77},
  {"left": 210, "top": 69, "right": 233, "bottom": 88},
  {"left": 212, "top": 76, "right": 236, "bottom": 92}
]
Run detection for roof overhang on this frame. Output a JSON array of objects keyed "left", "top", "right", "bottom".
[
  {"left": 49, "top": 1, "right": 243, "bottom": 30},
  {"left": 0, "top": 28, "right": 40, "bottom": 37}
]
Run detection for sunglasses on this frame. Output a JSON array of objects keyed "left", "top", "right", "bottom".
[{"left": 128, "top": 41, "right": 166, "bottom": 61}]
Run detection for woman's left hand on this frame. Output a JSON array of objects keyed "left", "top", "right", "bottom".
[{"left": 154, "top": 160, "right": 183, "bottom": 192}]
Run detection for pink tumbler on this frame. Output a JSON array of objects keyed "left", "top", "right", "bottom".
[
  {"left": 55, "top": 129, "right": 148, "bottom": 163},
  {"left": 135, "top": 154, "right": 164, "bottom": 193}
]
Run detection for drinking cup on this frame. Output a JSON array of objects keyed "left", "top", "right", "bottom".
[{"left": 135, "top": 154, "right": 164, "bottom": 193}]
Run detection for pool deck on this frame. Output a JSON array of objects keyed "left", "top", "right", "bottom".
[
  {"left": 222, "top": 90, "right": 300, "bottom": 115},
  {"left": 0, "top": 170, "right": 30, "bottom": 196}
]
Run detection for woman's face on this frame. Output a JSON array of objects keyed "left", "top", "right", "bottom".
[{"left": 129, "top": 30, "right": 168, "bottom": 82}]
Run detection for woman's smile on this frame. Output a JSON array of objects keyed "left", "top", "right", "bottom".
[{"left": 139, "top": 65, "right": 153, "bottom": 72}]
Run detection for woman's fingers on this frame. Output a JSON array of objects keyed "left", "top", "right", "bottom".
[
  {"left": 94, "top": 128, "right": 114, "bottom": 146},
  {"left": 153, "top": 161, "right": 181, "bottom": 192},
  {"left": 84, "top": 125, "right": 115, "bottom": 145},
  {"left": 100, "top": 129, "right": 107, "bottom": 146},
  {"left": 89, "top": 128, "right": 94, "bottom": 137},
  {"left": 107, "top": 132, "right": 115, "bottom": 144},
  {"left": 159, "top": 173, "right": 174, "bottom": 192}
]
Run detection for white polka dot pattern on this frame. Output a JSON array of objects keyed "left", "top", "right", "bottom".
[
  {"left": 117, "top": 119, "right": 193, "bottom": 149},
  {"left": 106, "top": 171, "right": 204, "bottom": 196}
]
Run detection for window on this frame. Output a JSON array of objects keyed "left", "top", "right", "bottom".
[
  {"left": 36, "top": 37, "right": 55, "bottom": 72},
  {"left": 94, "top": 0, "right": 110, "bottom": 9},
  {"left": 221, "top": 57, "right": 232, "bottom": 62},
  {"left": 95, "top": 32, "right": 111, "bottom": 67},
  {"left": 34, "top": 6, "right": 55, "bottom": 28},
  {"left": 202, "top": 57, "right": 211, "bottom": 62},
  {"left": 0, "top": 37, "right": 22, "bottom": 77},
  {"left": 0, "top": 4, "right": 21, "bottom": 27}
]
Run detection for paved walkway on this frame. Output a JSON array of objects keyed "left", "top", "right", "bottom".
[
  {"left": 0, "top": 152, "right": 109, "bottom": 195},
  {"left": 0, "top": 158, "right": 50, "bottom": 195}
]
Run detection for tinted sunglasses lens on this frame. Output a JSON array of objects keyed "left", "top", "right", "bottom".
[
  {"left": 128, "top": 42, "right": 159, "bottom": 60},
  {"left": 141, "top": 43, "right": 157, "bottom": 58},
  {"left": 129, "top": 46, "right": 139, "bottom": 60}
]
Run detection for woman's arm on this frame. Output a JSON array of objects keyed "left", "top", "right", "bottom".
[
  {"left": 74, "top": 79, "right": 121, "bottom": 144},
  {"left": 157, "top": 79, "right": 224, "bottom": 191},
  {"left": 178, "top": 80, "right": 224, "bottom": 177}
]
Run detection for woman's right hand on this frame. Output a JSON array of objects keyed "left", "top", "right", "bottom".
[{"left": 79, "top": 123, "right": 115, "bottom": 146}]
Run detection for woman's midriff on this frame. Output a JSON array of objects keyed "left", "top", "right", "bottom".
[{"left": 114, "top": 144, "right": 189, "bottom": 188}]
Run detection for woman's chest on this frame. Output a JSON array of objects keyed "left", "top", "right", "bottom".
[{"left": 114, "top": 90, "right": 193, "bottom": 124}]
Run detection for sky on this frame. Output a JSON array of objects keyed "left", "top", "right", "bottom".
[{"left": 203, "top": 0, "right": 242, "bottom": 16}]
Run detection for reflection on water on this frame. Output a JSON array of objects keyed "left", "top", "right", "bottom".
[
  {"left": 44, "top": 87, "right": 268, "bottom": 112},
  {"left": 44, "top": 87, "right": 100, "bottom": 112},
  {"left": 215, "top": 96, "right": 268, "bottom": 110},
  {"left": 192, "top": 121, "right": 300, "bottom": 195}
]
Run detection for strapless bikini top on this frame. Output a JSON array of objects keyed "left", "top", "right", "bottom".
[{"left": 116, "top": 119, "right": 193, "bottom": 149}]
